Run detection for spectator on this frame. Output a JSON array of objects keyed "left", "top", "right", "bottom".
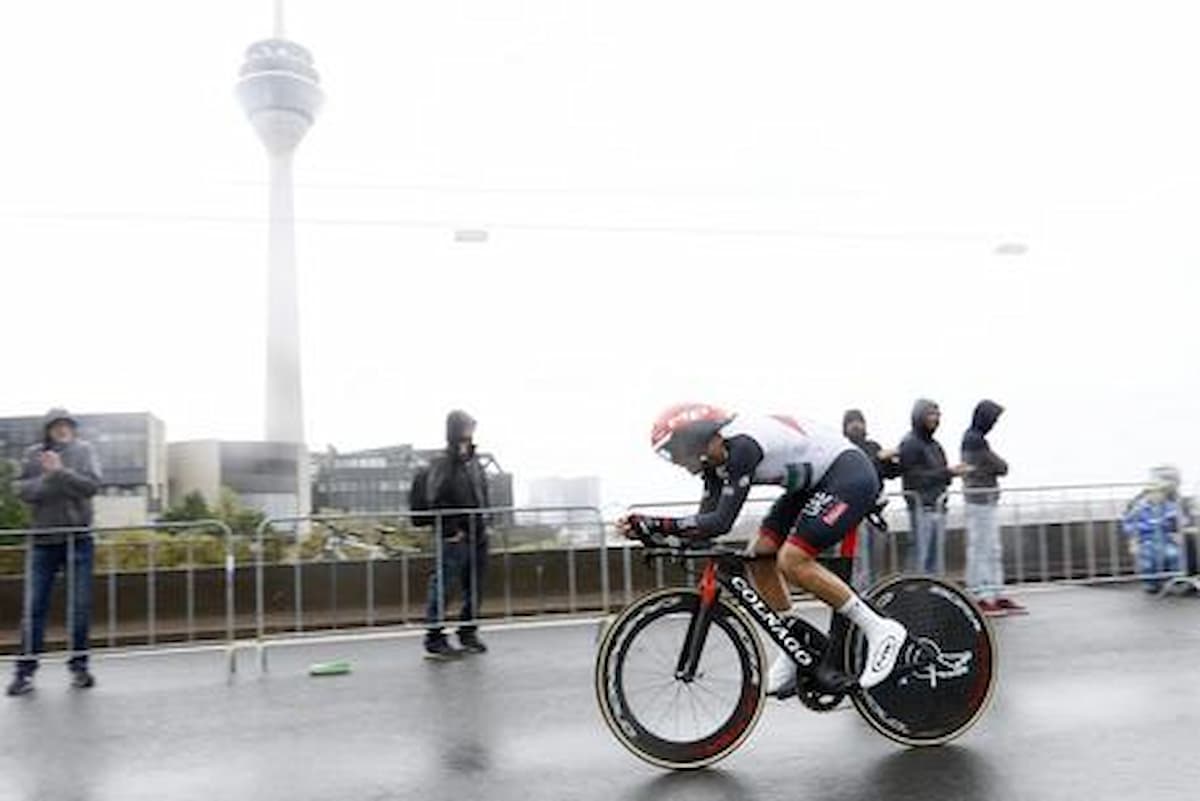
[
  {"left": 1122, "top": 466, "right": 1191, "bottom": 593},
  {"left": 7, "top": 409, "right": 102, "bottom": 697},
  {"left": 421, "top": 410, "right": 492, "bottom": 660},
  {"left": 842, "top": 409, "right": 902, "bottom": 589},
  {"left": 961, "top": 400, "right": 1025, "bottom": 615},
  {"left": 899, "top": 399, "right": 969, "bottom": 575}
]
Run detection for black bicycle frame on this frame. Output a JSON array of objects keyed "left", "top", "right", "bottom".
[{"left": 674, "top": 554, "right": 845, "bottom": 683}]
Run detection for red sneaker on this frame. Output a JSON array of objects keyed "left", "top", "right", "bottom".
[
  {"left": 996, "top": 597, "right": 1028, "bottom": 615},
  {"left": 978, "top": 599, "right": 1006, "bottom": 617}
]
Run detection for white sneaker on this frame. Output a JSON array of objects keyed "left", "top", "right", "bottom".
[
  {"left": 858, "top": 619, "right": 907, "bottom": 689},
  {"left": 766, "top": 650, "right": 798, "bottom": 697}
]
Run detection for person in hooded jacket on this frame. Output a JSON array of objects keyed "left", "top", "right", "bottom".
[
  {"left": 421, "top": 410, "right": 492, "bottom": 660},
  {"left": 7, "top": 409, "right": 102, "bottom": 696},
  {"left": 962, "top": 400, "right": 1024, "bottom": 615},
  {"left": 842, "top": 410, "right": 902, "bottom": 590},
  {"left": 899, "top": 399, "right": 970, "bottom": 575}
]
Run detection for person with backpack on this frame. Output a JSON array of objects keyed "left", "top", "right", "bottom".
[{"left": 411, "top": 410, "right": 492, "bottom": 660}]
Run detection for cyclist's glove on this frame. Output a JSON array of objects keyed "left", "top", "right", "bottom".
[{"left": 627, "top": 514, "right": 685, "bottom": 546}]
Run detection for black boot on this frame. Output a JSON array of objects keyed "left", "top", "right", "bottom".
[
  {"left": 6, "top": 674, "right": 34, "bottom": 697},
  {"left": 70, "top": 669, "right": 96, "bottom": 690},
  {"left": 424, "top": 634, "right": 464, "bottom": 661},
  {"left": 458, "top": 630, "right": 488, "bottom": 654}
]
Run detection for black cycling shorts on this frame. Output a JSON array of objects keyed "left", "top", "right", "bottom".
[{"left": 759, "top": 449, "right": 880, "bottom": 557}]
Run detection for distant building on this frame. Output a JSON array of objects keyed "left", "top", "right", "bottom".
[
  {"left": 526, "top": 476, "right": 603, "bottom": 515},
  {"left": 168, "top": 440, "right": 311, "bottom": 523},
  {"left": 0, "top": 412, "right": 167, "bottom": 527},
  {"left": 524, "top": 476, "right": 603, "bottom": 542},
  {"left": 312, "top": 444, "right": 514, "bottom": 523},
  {"left": 311, "top": 445, "right": 422, "bottom": 513}
]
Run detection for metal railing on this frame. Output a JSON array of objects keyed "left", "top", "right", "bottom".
[
  {"left": 4, "top": 484, "right": 1194, "bottom": 679},
  {"left": 250, "top": 505, "right": 608, "bottom": 672},
  {"left": 0, "top": 519, "right": 237, "bottom": 675},
  {"left": 940, "top": 484, "right": 1196, "bottom": 592},
  {"left": 631, "top": 482, "right": 1199, "bottom": 593}
]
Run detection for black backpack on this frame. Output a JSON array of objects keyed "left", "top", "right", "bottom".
[{"left": 409, "top": 467, "right": 434, "bottom": 527}]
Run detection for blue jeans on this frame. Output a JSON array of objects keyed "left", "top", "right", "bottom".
[
  {"left": 909, "top": 507, "right": 946, "bottom": 576},
  {"left": 16, "top": 537, "right": 94, "bottom": 676},
  {"left": 965, "top": 503, "right": 1004, "bottom": 601},
  {"left": 425, "top": 533, "right": 488, "bottom": 639}
]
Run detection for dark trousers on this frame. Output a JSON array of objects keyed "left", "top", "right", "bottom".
[
  {"left": 17, "top": 537, "right": 94, "bottom": 676},
  {"left": 425, "top": 532, "right": 488, "bottom": 640}
]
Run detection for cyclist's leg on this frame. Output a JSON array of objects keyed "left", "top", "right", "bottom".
[
  {"left": 777, "top": 543, "right": 854, "bottom": 608},
  {"left": 747, "top": 494, "right": 804, "bottom": 613},
  {"left": 775, "top": 451, "right": 905, "bottom": 689},
  {"left": 774, "top": 457, "right": 875, "bottom": 608},
  {"left": 754, "top": 494, "right": 806, "bottom": 697}
]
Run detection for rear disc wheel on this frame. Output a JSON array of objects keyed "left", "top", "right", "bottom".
[{"left": 846, "top": 575, "right": 997, "bottom": 746}]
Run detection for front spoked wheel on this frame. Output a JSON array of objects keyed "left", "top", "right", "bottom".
[
  {"left": 595, "top": 589, "right": 766, "bottom": 769},
  {"left": 846, "top": 575, "right": 997, "bottom": 746}
]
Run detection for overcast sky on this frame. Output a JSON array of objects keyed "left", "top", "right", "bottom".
[{"left": 1, "top": 1, "right": 1197, "bottom": 507}]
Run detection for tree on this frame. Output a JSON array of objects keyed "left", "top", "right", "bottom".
[
  {"left": 214, "top": 487, "right": 269, "bottom": 540},
  {"left": 159, "top": 487, "right": 265, "bottom": 539},
  {"left": 0, "top": 459, "right": 31, "bottom": 531},
  {"left": 160, "top": 490, "right": 211, "bottom": 523}
]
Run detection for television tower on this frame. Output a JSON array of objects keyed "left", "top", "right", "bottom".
[{"left": 236, "top": 1, "right": 322, "bottom": 514}]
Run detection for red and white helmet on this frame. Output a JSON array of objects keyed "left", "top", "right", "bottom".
[{"left": 650, "top": 403, "right": 732, "bottom": 472}]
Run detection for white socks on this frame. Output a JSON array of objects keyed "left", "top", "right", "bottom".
[
  {"left": 838, "top": 595, "right": 908, "bottom": 689},
  {"left": 837, "top": 595, "right": 886, "bottom": 636}
]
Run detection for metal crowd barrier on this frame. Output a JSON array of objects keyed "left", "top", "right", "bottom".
[
  {"left": 6, "top": 484, "right": 1193, "bottom": 680},
  {"left": 0, "top": 520, "right": 237, "bottom": 675},
  {"left": 629, "top": 482, "right": 1200, "bottom": 594},
  {"left": 941, "top": 483, "right": 1199, "bottom": 593},
  {"left": 251, "top": 505, "right": 607, "bottom": 672}
]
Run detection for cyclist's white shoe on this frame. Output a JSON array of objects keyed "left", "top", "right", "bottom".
[
  {"left": 858, "top": 618, "right": 907, "bottom": 689},
  {"left": 766, "top": 650, "right": 798, "bottom": 697}
]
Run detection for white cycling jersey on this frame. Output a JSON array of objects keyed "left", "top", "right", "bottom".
[{"left": 718, "top": 414, "right": 856, "bottom": 492}]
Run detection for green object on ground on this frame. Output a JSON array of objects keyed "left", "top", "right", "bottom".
[{"left": 308, "top": 660, "right": 352, "bottom": 677}]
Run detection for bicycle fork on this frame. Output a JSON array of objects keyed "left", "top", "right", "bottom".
[{"left": 674, "top": 560, "right": 719, "bottom": 682}]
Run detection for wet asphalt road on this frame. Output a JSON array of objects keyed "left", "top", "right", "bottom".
[{"left": 0, "top": 585, "right": 1197, "bottom": 801}]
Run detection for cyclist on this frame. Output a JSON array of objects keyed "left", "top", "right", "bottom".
[{"left": 618, "top": 403, "right": 907, "bottom": 694}]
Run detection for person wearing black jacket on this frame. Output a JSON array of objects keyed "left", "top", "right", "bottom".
[
  {"left": 962, "top": 400, "right": 1024, "bottom": 615},
  {"left": 842, "top": 410, "right": 901, "bottom": 590},
  {"left": 899, "top": 399, "right": 969, "bottom": 575},
  {"left": 421, "top": 410, "right": 492, "bottom": 660}
]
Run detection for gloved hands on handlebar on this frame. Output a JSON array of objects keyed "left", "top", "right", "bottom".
[{"left": 616, "top": 514, "right": 680, "bottom": 546}]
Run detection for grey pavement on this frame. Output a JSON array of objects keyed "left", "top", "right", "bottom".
[{"left": 1, "top": 585, "right": 1198, "bottom": 801}]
